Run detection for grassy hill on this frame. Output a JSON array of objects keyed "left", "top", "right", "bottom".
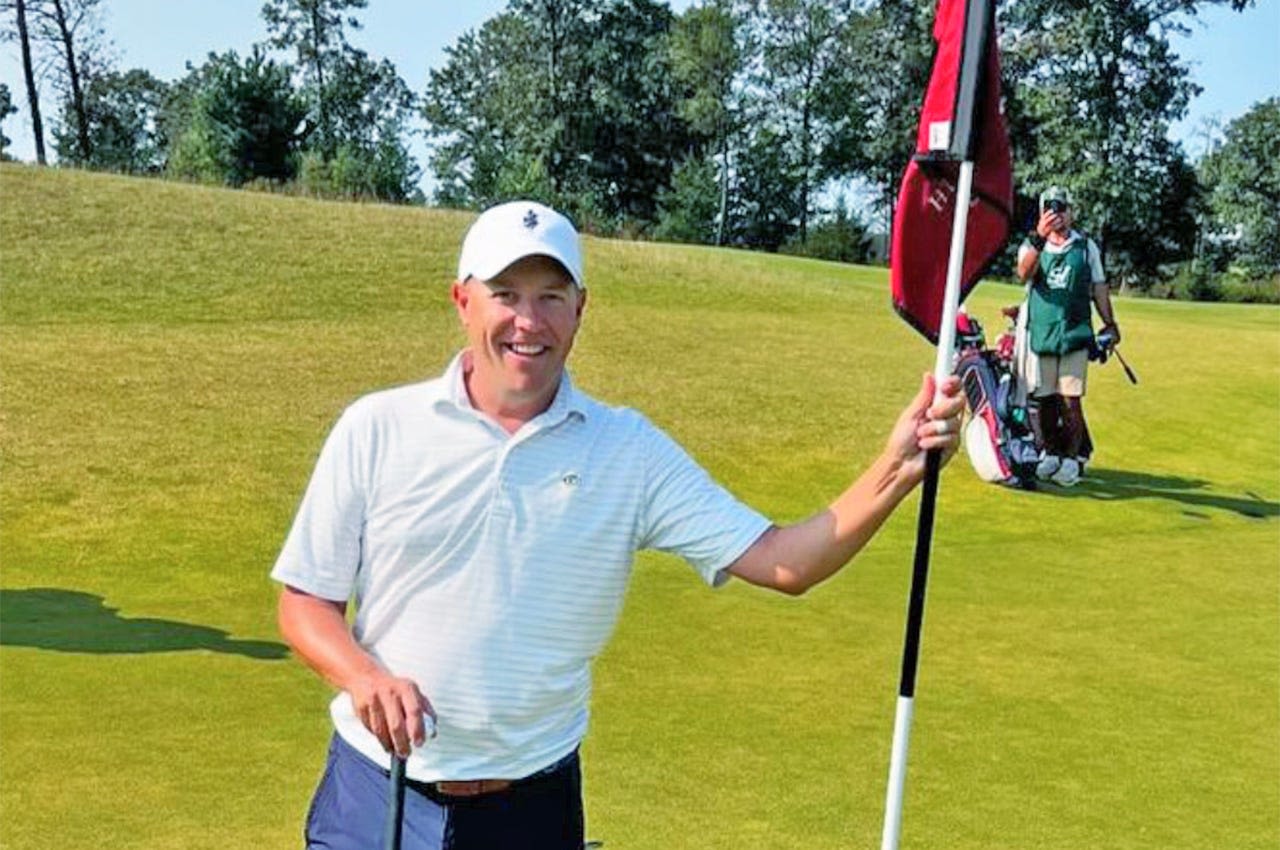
[{"left": 2, "top": 163, "right": 1277, "bottom": 849}]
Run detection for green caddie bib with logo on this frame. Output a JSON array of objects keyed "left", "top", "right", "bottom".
[{"left": 1028, "top": 238, "right": 1095, "bottom": 355}]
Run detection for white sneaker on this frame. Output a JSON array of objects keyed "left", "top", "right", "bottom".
[
  {"left": 1035, "top": 454, "right": 1062, "bottom": 480},
  {"left": 1051, "top": 457, "right": 1081, "bottom": 487}
]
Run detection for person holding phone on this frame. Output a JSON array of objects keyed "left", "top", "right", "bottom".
[{"left": 1016, "top": 186, "right": 1119, "bottom": 487}]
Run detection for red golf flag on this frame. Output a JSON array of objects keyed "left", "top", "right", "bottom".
[{"left": 890, "top": 0, "right": 1012, "bottom": 344}]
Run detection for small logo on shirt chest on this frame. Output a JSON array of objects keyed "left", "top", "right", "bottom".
[{"left": 561, "top": 473, "right": 580, "bottom": 487}]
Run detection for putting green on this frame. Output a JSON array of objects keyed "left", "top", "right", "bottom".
[{"left": 2, "top": 165, "right": 1276, "bottom": 849}]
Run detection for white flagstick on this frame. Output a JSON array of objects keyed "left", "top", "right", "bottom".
[
  {"left": 931, "top": 161, "right": 974, "bottom": 387},
  {"left": 880, "top": 160, "right": 975, "bottom": 850}
]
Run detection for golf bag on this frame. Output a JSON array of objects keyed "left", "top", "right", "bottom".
[{"left": 953, "top": 312, "right": 1039, "bottom": 488}]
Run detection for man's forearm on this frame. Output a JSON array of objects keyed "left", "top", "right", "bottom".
[
  {"left": 729, "top": 452, "right": 917, "bottom": 595},
  {"left": 1093, "top": 284, "right": 1117, "bottom": 326},
  {"left": 1016, "top": 246, "right": 1039, "bottom": 283},
  {"left": 279, "top": 586, "right": 435, "bottom": 755},
  {"left": 278, "top": 586, "right": 385, "bottom": 693}
]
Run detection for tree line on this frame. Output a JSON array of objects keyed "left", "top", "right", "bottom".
[
  {"left": 2, "top": 0, "right": 1275, "bottom": 300},
  {"left": 1, "top": 0, "right": 419, "bottom": 199}
]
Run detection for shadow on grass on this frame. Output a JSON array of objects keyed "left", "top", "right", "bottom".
[
  {"left": 1031, "top": 468, "right": 1279, "bottom": 520},
  {"left": 0, "top": 588, "right": 289, "bottom": 659}
]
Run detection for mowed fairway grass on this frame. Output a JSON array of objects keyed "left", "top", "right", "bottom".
[{"left": 1, "top": 164, "right": 1277, "bottom": 849}]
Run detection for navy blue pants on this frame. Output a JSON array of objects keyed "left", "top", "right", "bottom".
[{"left": 305, "top": 734, "right": 585, "bottom": 850}]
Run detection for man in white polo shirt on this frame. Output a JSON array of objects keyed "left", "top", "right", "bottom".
[{"left": 272, "top": 201, "right": 965, "bottom": 849}]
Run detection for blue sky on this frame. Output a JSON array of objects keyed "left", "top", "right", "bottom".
[{"left": 2, "top": 0, "right": 1275, "bottom": 177}]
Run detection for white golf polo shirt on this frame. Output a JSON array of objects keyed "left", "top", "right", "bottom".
[{"left": 272, "top": 353, "right": 772, "bottom": 782}]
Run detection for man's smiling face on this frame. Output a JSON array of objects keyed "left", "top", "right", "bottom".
[{"left": 451, "top": 254, "right": 586, "bottom": 426}]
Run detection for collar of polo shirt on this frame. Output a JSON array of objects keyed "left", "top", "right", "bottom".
[{"left": 431, "top": 351, "right": 588, "bottom": 426}]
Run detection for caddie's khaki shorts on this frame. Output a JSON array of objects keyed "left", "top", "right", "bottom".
[{"left": 1032, "top": 348, "right": 1088, "bottom": 397}]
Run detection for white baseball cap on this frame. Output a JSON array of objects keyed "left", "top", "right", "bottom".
[{"left": 456, "top": 201, "right": 584, "bottom": 289}]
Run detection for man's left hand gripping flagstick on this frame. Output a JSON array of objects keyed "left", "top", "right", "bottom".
[{"left": 881, "top": 1, "right": 1012, "bottom": 847}]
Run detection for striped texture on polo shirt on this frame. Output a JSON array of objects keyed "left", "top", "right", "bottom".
[{"left": 272, "top": 354, "right": 772, "bottom": 781}]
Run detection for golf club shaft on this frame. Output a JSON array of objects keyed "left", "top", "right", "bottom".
[
  {"left": 1113, "top": 348, "right": 1138, "bottom": 384},
  {"left": 385, "top": 754, "right": 406, "bottom": 850}
]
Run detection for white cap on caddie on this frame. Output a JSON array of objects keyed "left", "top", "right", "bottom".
[
  {"left": 456, "top": 201, "right": 584, "bottom": 289},
  {"left": 1040, "top": 185, "right": 1073, "bottom": 208}
]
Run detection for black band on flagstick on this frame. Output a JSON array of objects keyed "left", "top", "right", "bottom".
[
  {"left": 384, "top": 755, "right": 406, "bottom": 850},
  {"left": 898, "top": 448, "right": 942, "bottom": 699},
  {"left": 948, "top": 0, "right": 995, "bottom": 160}
]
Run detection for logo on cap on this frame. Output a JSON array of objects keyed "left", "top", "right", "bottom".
[{"left": 523, "top": 209, "right": 539, "bottom": 229}]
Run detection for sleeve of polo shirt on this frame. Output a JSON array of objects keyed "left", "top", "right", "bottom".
[
  {"left": 636, "top": 418, "right": 773, "bottom": 587},
  {"left": 1087, "top": 239, "right": 1105, "bottom": 283},
  {"left": 270, "top": 404, "right": 369, "bottom": 602}
]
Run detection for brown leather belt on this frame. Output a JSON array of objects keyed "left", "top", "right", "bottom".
[
  {"left": 411, "top": 749, "right": 579, "bottom": 800},
  {"left": 430, "top": 778, "right": 513, "bottom": 798}
]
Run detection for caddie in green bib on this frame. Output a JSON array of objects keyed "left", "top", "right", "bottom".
[
  {"left": 1027, "top": 237, "right": 1095, "bottom": 355},
  {"left": 1015, "top": 185, "right": 1121, "bottom": 488}
]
